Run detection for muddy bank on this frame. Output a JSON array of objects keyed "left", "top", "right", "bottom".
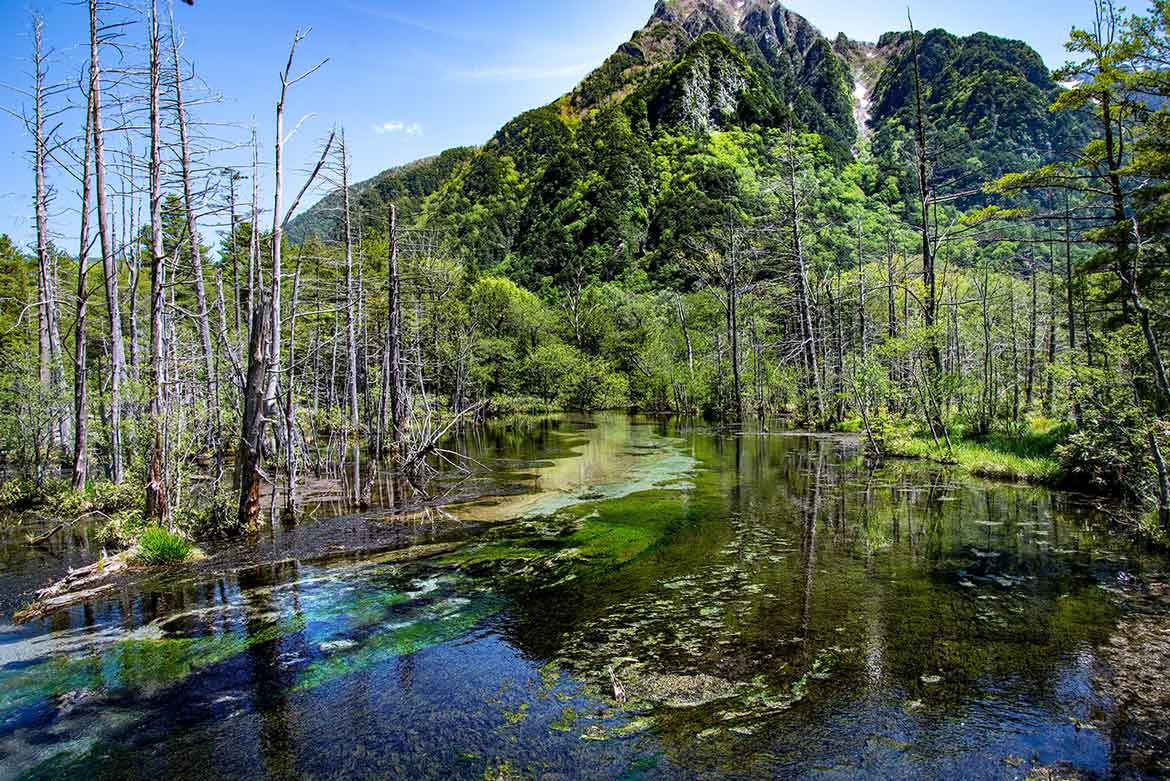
[{"left": 12, "top": 510, "right": 479, "bottom": 623}]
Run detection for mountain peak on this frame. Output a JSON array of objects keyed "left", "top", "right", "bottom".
[{"left": 652, "top": 0, "right": 770, "bottom": 33}]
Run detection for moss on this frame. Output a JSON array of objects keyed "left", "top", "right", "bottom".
[{"left": 446, "top": 488, "right": 690, "bottom": 586}]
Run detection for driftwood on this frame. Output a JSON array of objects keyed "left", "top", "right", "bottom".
[
  {"left": 24, "top": 510, "right": 114, "bottom": 546},
  {"left": 402, "top": 401, "right": 487, "bottom": 474},
  {"left": 609, "top": 665, "right": 627, "bottom": 704},
  {"left": 14, "top": 550, "right": 134, "bottom": 624},
  {"left": 26, "top": 523, "right": 66, "bottom": 546}
]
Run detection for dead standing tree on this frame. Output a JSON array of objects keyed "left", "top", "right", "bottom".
[
  {"left": 71, "top": 88, "right": 96, "bottom": 489},
  {"left": 168, "top": 6, "right": 219, "bottom": 464},
  {"left": 4, "top": 15, "right": 73, "bottom": 468},
  {"left": 145, "top": 0, "right": 169, "bottom": 523},
  {"left": 89, "top": 0, "right": 127, "bottom": 485},
  {"left": 236, "top": 29, "right": 331, "bottom": 530},
  {"left": 379, "top": 203, "right": 405, "bottom": 461},
  {"left": 771, "top": 127, "right": 825, "bottom": 423}
]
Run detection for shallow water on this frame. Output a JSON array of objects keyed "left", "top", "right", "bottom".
[{"left": 0, "top": 414, "right": 1165, "bottom": 779}]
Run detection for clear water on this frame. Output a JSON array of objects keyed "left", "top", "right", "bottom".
[{"left": 0, "top": 415, "right": 1164, "bottom": 779}]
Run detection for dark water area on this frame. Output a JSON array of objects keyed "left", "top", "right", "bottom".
[{"left": 0, "top": 414, "right": 1166, "bottom": 779}]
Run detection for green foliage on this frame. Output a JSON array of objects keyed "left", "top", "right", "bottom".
[
  {"left": 871, "top": 29, "right": 1091, "bottom": 209},
  {"left": 173, "top": 490, "right": 236, "bottom": 541},
  {"left": 136, "top": 527, "right": 195, "bottom": 566},
  {"left": 96, "top": 510, "right": 150, "bottom": 549},
  {"left": 0, "top": 477, "right": 49, "bottom": 511}
]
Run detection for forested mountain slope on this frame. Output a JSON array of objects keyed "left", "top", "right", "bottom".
[{"left": 289, "top": 0, "right": 1085, "bottom": 286}]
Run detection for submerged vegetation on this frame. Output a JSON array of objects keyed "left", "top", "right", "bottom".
[{"left": 0, "top": 0, "right": 1167, "bottom": 546}]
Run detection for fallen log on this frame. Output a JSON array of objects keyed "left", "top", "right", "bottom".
[{"left": 14, "top": 549, "right": 135, "bottom": 624}]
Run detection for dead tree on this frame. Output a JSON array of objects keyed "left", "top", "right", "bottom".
[
  {"left": 777, "top": 127, "right": 825, "bottom": 422},
  {"left": 337, "top": 131, "right": 362, "bottom": 501},
  {"left": 381, "top": 203, "right": 406, "bottom": 460},
  {"left": 145, "top": 0, "right": 168, "bottom": 524},
  {"left": 237, "top": 30, "right": 330, "bottom": 530},
  {"left": 71, "top": 85, "right": 96, "bottom": 489},
  {"left": 89, "top": 0, "right": 126, "bottom": 484},
  {"left": 908, "top": 14, "right": 942, "bottom": 380},
  {"left": 169, "top": 8, "right": 219, "bottom": 461}
]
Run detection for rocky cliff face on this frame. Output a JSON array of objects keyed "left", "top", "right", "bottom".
[{"left": 570, "top": 0, "right": 854, "bottom": 147}]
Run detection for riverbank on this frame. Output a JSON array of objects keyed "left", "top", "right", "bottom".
[{"left": 884, "top": 435, "right": 1060, "bottom": 485}]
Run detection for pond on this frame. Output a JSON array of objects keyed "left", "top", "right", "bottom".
[{"left": 0, "top": 414, "right": 1166, "bottom": 779}]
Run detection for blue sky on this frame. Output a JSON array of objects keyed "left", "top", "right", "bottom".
[{"left": 0, "top": 0, "right": 1099, "bottom": 249}]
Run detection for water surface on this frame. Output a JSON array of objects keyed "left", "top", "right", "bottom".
[{"left": 0, "top": 415, "right": 1164, "bottom": 779}]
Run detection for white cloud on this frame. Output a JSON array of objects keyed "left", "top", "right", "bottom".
[{"left": 373, "top": 121, "right": 423, "bottom": 136}]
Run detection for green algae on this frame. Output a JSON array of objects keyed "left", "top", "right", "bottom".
[
  {"left": 446, "top": 488, "right": 694, "bottom": 588},
  {"left": 549, "top": 706, "right": 579, "bottom": 732},
  {"left": 293, "top": 594, "right": 502, "bottom": 692},
  {"left": 0, "top": 617, "right": 303, "bottom": 718}
]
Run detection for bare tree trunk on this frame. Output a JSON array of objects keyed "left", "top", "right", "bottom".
[
  {"left": 384, "top": 204, "right": 406, "bottom": 459},
  {"left": 124, "top": 130, "right": 142, "bottom": 384},
  {"left": 237, "top": 287, "right": 269, "bottom": 529},
  {"left": 170, "top": 10, "right": 219, "bottom": 462},
  {"left": 227, "top": 173, "right": 242, "bottom": 340},
  {"left": 31, "top": 18, "right": 66, "bottom": 460},
  {"left": 339, "top": 131, "right": 361, "bottom": 501},
  {"left": 785, "top": 130, "right": 823, "bottom": 422},
  {"left": 247, "top": 124, "right": 260, "bottom": 347},
  {"left": 284, "top": 255, "right": 304, "bottom": 515},
  {"left": 72, "top": 89, "right": 95, "bottom": 490},
  {"left": 145, "top": 0, "right": 168, "bottom": 524},
  {"left": 237, "top": 32, "right": 330, "bottom": 530},
  {"left": 908, "top": 14, "right": 941, "bottom": 380},
  {"left": 90, "top": 0, "right": 125, "bottom": 484},
  {"left": 886, "top": 231, "right": 898, "bottom": 406},
  {"left": 728, "top": 258, "right": 744, "bottom": 424}
]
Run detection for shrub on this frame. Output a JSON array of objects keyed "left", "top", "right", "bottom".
[
  {"left": 0, "top": 477, "right": 40, "bottom": 510},
  {"left": 1057, "top": 421, "right": 1152, "bottom": 501},
  {"left": 173, "top": 491, "right": 236, "bottom": 540},
  {"left": 96, "top": 510, "right": 150, "bottom": 549},
  {"left": 137, "top": 527, "right": 194, "bottom": 566}
]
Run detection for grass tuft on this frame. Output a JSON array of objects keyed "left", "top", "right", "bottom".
[{"left": 137, "top": 527, "right": 195, "bottom": 566}]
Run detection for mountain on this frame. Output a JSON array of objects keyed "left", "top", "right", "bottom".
[
  {"left": 287, "top": 147, "right": 474, "bottom": 243},
  {"left": 289, "top": 0, "right": 1087, "bottom": 283},
  {"left": 866, "top": 29, "right": 1088, "bottom": 188}
]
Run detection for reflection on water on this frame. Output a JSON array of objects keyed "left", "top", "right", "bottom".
[{"left": 0, "top": 415, "right": 1165, "bottom": 779}]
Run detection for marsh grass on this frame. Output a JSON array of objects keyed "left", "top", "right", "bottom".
[
  {"left": 887, "top": 423, "right": 1063, "bottom": 485},
  {"left": 137, "top": 527, "right": 196, "bottom": 566}
]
